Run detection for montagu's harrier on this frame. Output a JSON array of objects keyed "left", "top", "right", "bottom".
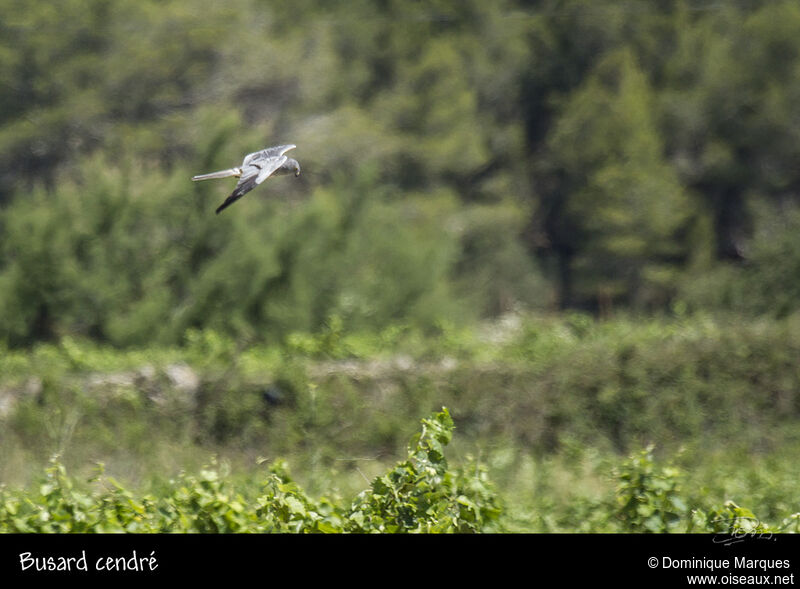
[{"left": 191, "top": 144, "right": 301, "bottom": 214}]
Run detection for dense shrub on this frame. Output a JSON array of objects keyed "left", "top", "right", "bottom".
[
  {"left": 0, "top": 408, "right": 501, "bottom": 533},
  {"left": 3, "top": 427, "right": 797, "bottom": 534}
]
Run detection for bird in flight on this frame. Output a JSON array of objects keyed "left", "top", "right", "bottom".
[{"left": 191, "top": 144, "right": 301, "bottom": 214}]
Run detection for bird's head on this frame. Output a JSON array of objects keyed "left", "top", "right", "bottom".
[{"left": 275, "top": 157, "right": 301, "bottom": 178}]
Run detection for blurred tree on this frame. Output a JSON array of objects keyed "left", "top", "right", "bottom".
[
  {"left": 0, "top": 0, "right": 235, "bottom": 199},
  {"left": 5, "top": 0, "right": 800, "bottom": 345},
  {"left": 662, "top": 2, "right": 800, "bottom": 261},
  {"left": 542, "top": 49, "right": 691, "bottom": 309}
]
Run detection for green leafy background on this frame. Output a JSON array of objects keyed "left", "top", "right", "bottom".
[{"left": 3, "top": 0, "right": 800, "bottom": 532}]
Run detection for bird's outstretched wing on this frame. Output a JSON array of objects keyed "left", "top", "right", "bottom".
[
  {"left": 242, "top": 144, "right": 296, "bottom": 166},
  {"left": 215, "top": 145, "right": 297, "bottom": 214}
]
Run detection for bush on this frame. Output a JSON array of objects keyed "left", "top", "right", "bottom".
[{"left": 0, "top": 408, "right": 502, "bottom": 533}]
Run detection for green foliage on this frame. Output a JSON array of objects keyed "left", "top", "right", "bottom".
[
  {"left": 697, "top": 502, "right": 773, "bottom": 536},
  {"left": 0, "top": 408, "right": 501, "bottom": 533},
  {"left": 501, "top": 440, "right": 800, "bottom": 534},
  {"left": 679, "top": 204, "right": 800, "bottom": 317},
  {"left": 5, "top": 436, "right": 799, "bottom": 534},
  {"left": 6, "top": 0, "right": 800, "bottom": 338},
  {"left": 4, "top": 313, "right": 800, "bottom": 490},
  {"left": 255, "top": 459, "right": 346, "bottom": 533},
  {"left": 0, "top": 157, "right": 470, "bottom": 346},
  {"left": 347, "top": 408, "right": 501, "bottom": 532},
  {"left": 545, "top": 48, "right": 692, "bottom": 308},
  {"left": 1, "top": 1, "right": 548, "bottom": 347},
  {"left": 5, "top": 0, "right": 800, "bottom": 535},
  {"left": 614, "top": 445, "right": 687, "bottom": 533}
]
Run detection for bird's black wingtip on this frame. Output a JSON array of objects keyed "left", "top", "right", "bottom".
[{"left": 215, "top": 198, "right": 233, "bottom": 214}]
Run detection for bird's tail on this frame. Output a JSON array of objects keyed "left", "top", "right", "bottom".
[{"left": 191, "top": 167, "right": 241, "bottom": 181}]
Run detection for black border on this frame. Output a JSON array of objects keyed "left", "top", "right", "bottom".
[{"left": 2, "top": 533, "right": 799, "bottom": 583}]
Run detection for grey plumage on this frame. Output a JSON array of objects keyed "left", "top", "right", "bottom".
[{"left": 191, "top": 144, "right": 300, "bottom": 214}]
